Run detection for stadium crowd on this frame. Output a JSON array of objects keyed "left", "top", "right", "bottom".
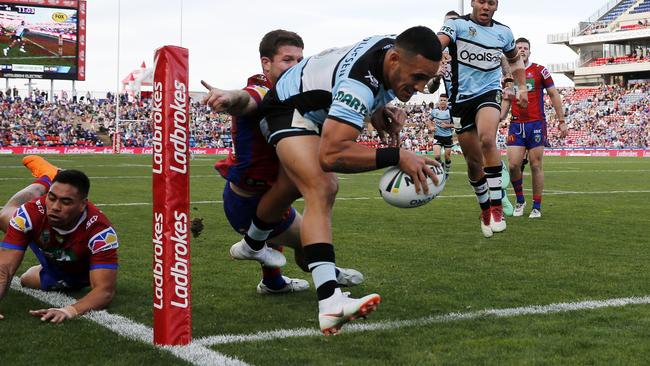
[{"left": 0, "top": 84, "right": 648, "bottom": 150}]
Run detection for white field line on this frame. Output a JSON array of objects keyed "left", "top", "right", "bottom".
[
  {"left": 1, "top": 189, "right": 647, "bottom": 210},
  {"left": 92, "top": 189, "right": 650, "bottom": 207},
  {"left": 10, "top": 278, "right": 249, "bottom": 366},
  {"left": 1, "top": 190, "right": 649, "bottom": 210},
  {"left": 195, "top": 294, "right": 650, "bottom": 346},
  {"left": 1, "top": 168, "right": 650, "bottom": 180}
]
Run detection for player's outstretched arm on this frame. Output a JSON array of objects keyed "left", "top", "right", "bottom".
[
  {"left": 319, "top": 120, "right": 439, "bottom": 194},
  {"left": 0, "top": 248, "right": 26, "bottom": 320},
  {"left": 200, "top": 80, "right": 257, "bottom": 116},
  {"left": 29, "top": 268, "right": 116, "bottom": 323}
]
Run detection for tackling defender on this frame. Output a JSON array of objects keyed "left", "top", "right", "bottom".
[
  {"left": 437, "top": 0, "right": 528, "bottom": 238},
  {"left": 500, "top": 37, "right": 567, "bottom": 218},
  {"left": 202, "top": 30, "right": 363, "bottom": 294},
  {"left": 0, "top": 156, "right": 118, "bottom": 322}
]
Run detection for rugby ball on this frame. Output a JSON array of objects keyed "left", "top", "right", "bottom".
[{"left": 378, "top": 165, "right": 446, "bottom": 208}]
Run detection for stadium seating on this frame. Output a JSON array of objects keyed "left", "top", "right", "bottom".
[{"left": 1, "top": 84, "right": 648, "bottom": 150}]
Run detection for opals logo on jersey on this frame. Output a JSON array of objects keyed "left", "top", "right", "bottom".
[
  {"left": 88, "top": 227, "right": 119, "bottom": 254},
  {"left": 9, "top": 206, "right": 32, "bottom": 233}
]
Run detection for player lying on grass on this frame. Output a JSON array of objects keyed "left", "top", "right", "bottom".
[{"left": 0, "top": 156, "right": 118, "bottom": 323}]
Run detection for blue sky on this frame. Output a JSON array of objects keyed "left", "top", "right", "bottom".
[{"left": 25, "top": 0, "right": 607, "bottom": 94}]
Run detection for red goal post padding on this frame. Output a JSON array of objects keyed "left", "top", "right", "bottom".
[{"left": 152, "top": 45, "right": 192, "bottom": 346}]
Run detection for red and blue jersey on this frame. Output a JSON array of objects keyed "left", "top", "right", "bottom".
[
  {"left": 511, "top": 63, "right": 555, "bottom": 123},
  {"left": 215, "top": 74, "right": 279, "bottom": 193},
  {"left": 1, "top": 195, "right": 119, "bottom": 275}
]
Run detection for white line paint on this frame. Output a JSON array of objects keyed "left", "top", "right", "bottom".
[
  {"left": 1, "top": 168, "right": 650, "bottom": 181},
  {"left": 1, "top": 190, "right": 649, "bottom": 211},
  {"left": 10, "top": 278, "right": 249, "bottom": 366},
  {"left": 195, "top": 294, "right": 650, "bottom": 346}
]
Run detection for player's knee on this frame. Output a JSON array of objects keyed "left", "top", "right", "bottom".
[
  {"left": 20, "top": 265, "right": 41, "bottom": 289},
  {"left": 304, "top": 174, "right": 338, "bottom": 203}
]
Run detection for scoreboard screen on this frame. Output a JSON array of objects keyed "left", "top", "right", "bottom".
[{"left": 0, "top": 0, "right": 86, "bottom": 80}]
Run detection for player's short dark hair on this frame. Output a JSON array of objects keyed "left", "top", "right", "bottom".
[
  {"left": 259, "top": 30, "right": 304, "bottom": 59},
  {"left": 439, "top": 94, "right": 448, "bottom": 99},
  {"left": 515, "top": 37, "right": 531, "bottom": 48},
  {"left": 53, "top": 169, "right": 90, "bottom": 199},
  {"left": 445, "top": 10, "right": 460, "bottom": 18},
  {"left": 395, "top": 26, "right": 442, "bottom": 62}
]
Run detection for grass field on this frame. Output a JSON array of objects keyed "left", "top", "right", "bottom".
[{"left": 1, "top": 154, "right": 649, "bottom": 365}]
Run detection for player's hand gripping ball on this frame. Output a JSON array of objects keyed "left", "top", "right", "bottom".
[{"left": 379, "top": 165, "right": 446, "bottom": 208}]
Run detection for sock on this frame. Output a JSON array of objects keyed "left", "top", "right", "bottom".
[
  {"left": 305, "top": 243, "right": 338, "bottom": 301},
  {"left": 470, "top": 176, "right": 491, "bottom": 211},
  {"left": 445, "top": 159, "right": 452, "bottom": 173},
  {"left": 533, "top": 195, "right": 542, "bottom": 210},
  {"left": 511, "top": 178, "right": 525, "bottom": 204},
  {"left": 244, "top": 215, "right": 275, "bottom": 251},
  {"left": 33, "top": 176, "right": 52, "bottom": 191},
  {"left": 261, "top": 266, "right": 287, "bottom": 290},
  {"left": 484, "top": 165, "right": 502, "bottom": 207},
  {"left": 435, "top": 157, "right": 442, "bottom": 164}
]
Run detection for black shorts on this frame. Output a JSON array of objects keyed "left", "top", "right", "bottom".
[
  {"left": 451, "top": 90, "right": 502, "bottom": 134},
  {"left": 434, "top": 135, "right": 454, "bottom": 148},
  {"left": 259, "top": 88, "right": 322, "bottom": 146},
  {"left": 11, "top": 35, "right": 21, "bottom": 41}
]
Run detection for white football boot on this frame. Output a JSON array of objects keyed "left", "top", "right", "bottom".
[
  {"left": 529, "top": 208, "right": 542, "bottom": 219},
  {"left": 490, "top": 206, "right": 507, "bottom": 233},
  {"left": 256, "top": 276, "right": 309, "bottom": 294},
  {"left": 336, "top": 267, "right": 364, "bottom": 287},
  {"left": 513, "top": 202, "right": 526, "bottom": 217},
  {"left": 480, "top": 209, "right": 493, "bottom": 238},
  {"left": 229, "top": 238, "right": 286, "bottom": 267},
  {"left": 318, "top": 291, "right": 381, "bottom": 336}
]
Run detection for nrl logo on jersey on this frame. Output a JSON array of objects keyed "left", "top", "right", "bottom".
[
  {"left": 364, "top": 71, "right": 379, "bottom": 88},
  {"left": 468, "top": 27, "right": 477, "bottom": 37}
]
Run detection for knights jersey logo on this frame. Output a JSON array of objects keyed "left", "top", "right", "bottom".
[
  {"left": 88, "top": 227, "right": 119, "bottom": 254},
  {"left": 9, "top": 206, "right": 32, "bottom": 233}
]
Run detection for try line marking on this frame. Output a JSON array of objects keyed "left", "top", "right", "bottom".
[
  {"left": 11, "top": 276, "right": 650, "bottom": 361},
  {"left": 194, "top": 294, "right": 650, "bottom": 346},
  {"left": 10, "top": 278, "right": 249, "bottom": 366}
]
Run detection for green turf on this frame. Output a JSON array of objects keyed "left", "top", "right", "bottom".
[{"left": 0, "top": 154, "right": 649, "bottom": 365}]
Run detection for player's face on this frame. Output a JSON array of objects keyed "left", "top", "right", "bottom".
[
  {"left": 471, "top": 0, "right": 498, "bottom": 25},
  {"left": 45, "top": 182, "right": 87, "bottom": 230},
  {"left": 263, "top": 45, "right": 303, "bottom": 84},
  {"left": 439, "top": 97, "right": 448, "bottom": 109},
  {"left": 517, "top": 42, "right": 530, "bottom": 64},
  {"left": 389, "top": 51, "right": 440, "bottom": 102}
]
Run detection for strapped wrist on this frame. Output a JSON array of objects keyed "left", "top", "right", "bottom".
[{"left": 376, "top": 147, "right": 400, "bottom": 169}]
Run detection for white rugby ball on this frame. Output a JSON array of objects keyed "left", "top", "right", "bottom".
[{"left": 378, "top": 165, "right": 446, "bottom": 208}]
